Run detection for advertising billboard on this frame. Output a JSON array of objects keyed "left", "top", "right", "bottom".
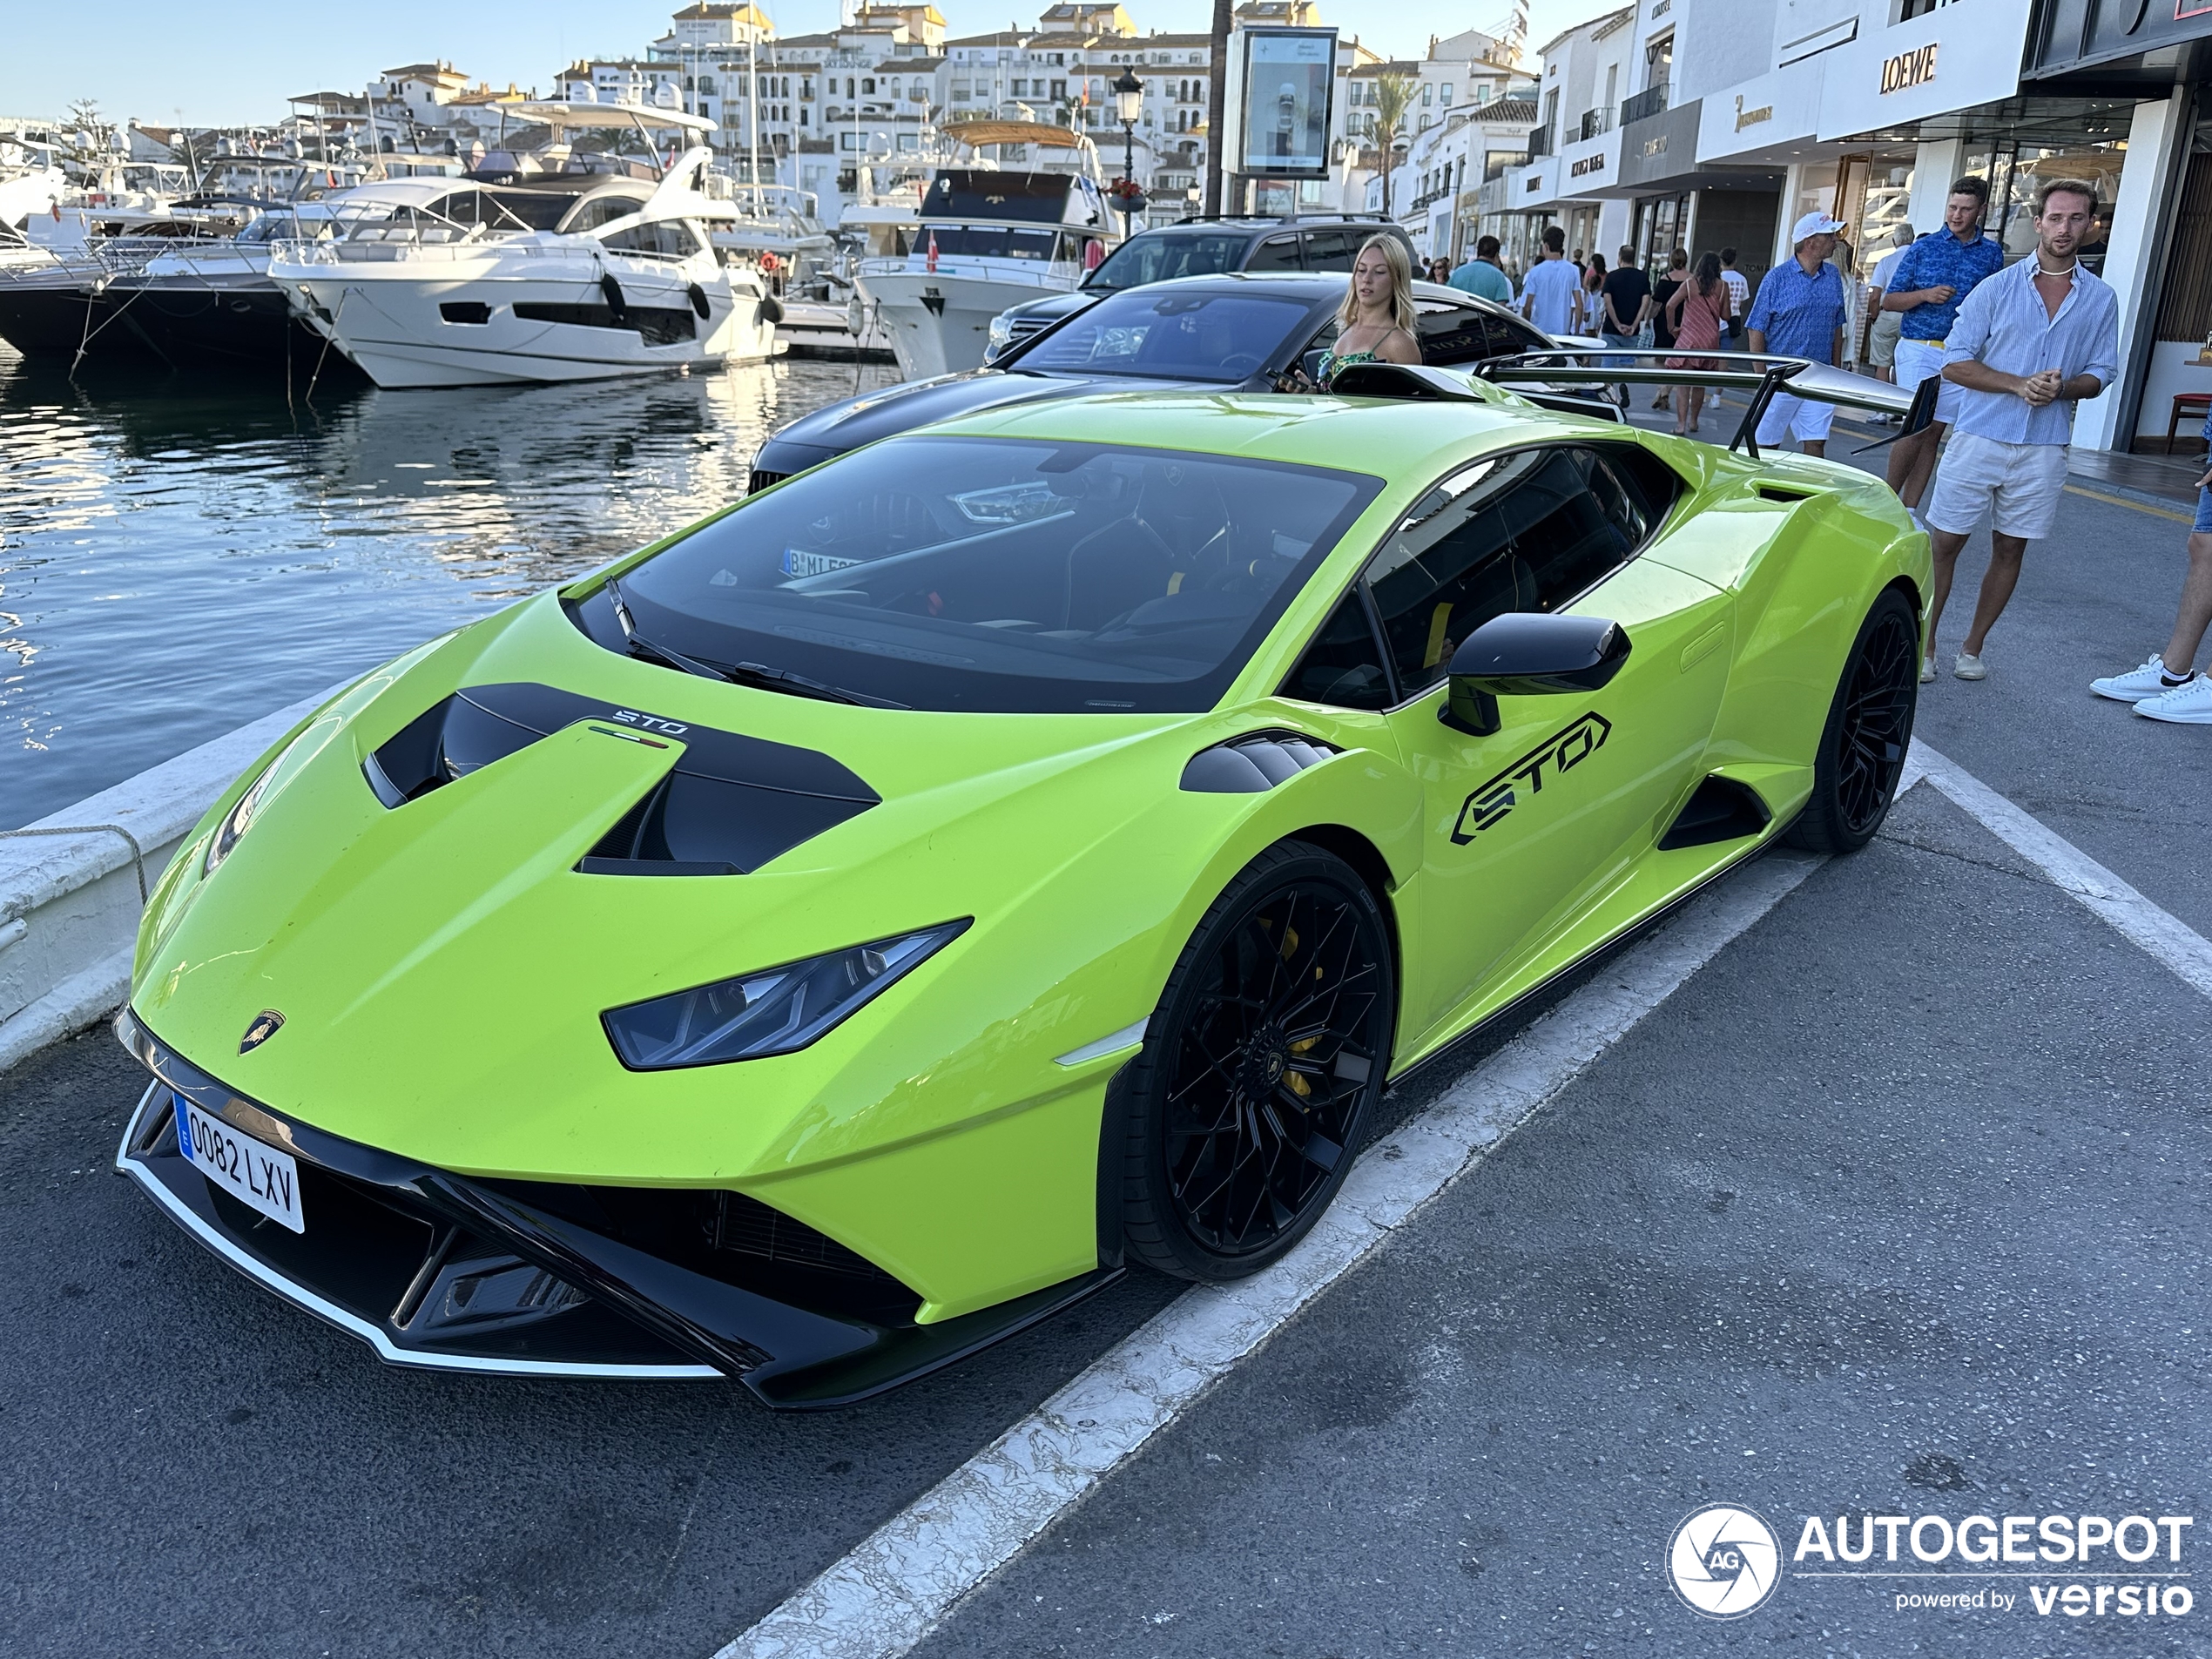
[{"left": 1239, "top": 28, "right": 1338, "bottom": 178}]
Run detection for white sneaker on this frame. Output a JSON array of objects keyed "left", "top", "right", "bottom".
[
  {"left": 1953, "top": 652, "right": 1987, "bottom": 681},
  {"left": 2092, "top": 654, "right": 2180, "bottom": 702},
  {"left": 2134, "top": 675, "right": 2212, "bottom": 724},
  {"left": 1919, "top": 656, "right": 1937, "bottom": 685}
]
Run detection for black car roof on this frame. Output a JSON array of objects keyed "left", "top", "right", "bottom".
[{"left": 1070, "top": 269, "right": 1519, "bottom": 319}]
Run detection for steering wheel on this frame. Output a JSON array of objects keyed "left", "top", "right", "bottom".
[{"left": 1217, "top": 352, "right": 1263, "bottom": 378}]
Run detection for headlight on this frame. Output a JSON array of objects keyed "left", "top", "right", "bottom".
[
  {"left": 987, "top": 314, "right": 1015, "bottom": 347},
  {"left": 602, "top": 920, "right": 969, "bottom": 1069},
  {"left": 203, "top": 766, "right": 276, "bottom": 877}
]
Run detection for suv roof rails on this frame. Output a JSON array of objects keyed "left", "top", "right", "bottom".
[{"left": 1149, "top": 212, "right": 1400, "bottom": 227}]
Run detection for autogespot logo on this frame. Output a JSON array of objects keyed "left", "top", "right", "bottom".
[{"left": 1669, "top": 1504, "right": 1784, "bottom": 1619}]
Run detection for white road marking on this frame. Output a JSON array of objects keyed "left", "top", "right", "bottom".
[
  {"left": 715, "top": 850, "right": 1825, "bottom": 1659},
  {"left": 1902, "top": 740, "right": 2212, "bottom": 1001}
]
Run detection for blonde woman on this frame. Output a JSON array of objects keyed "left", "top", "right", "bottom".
[{"left": 1316, "top": 235, "right": 1422, "bottom": 384}]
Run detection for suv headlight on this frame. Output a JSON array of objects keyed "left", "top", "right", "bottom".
[
  {"left": 602, "top": 920, "right": 969, "bottom": 1069},
  {"left": 984, "top": 314, "right": 1014, "bottom": 360}
]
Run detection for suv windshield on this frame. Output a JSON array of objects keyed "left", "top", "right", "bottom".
[
  {"left": 1015, "top": 290, "right": 1317, "bottom": 382},
  {"left": 1087, "top": 229, "right": 1258, "bottom": 290},
  {"left": 610, "top": 435, "right": 1380, "bottom": 713}
]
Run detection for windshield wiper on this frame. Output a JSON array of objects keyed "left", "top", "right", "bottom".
[
  {"left": 728, "top": 660, "right": 908, "bottom": 710},
  {"left": 603, "top": 576, "right": 907, "bottom": 709},
  {"left": 604, "top": 575, "right": 731, "bottom": 683}
]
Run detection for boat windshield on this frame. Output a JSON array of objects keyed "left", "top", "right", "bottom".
[
  {"left": 604, "top": 435, "right": 1380, "bottom": 713},
  {"left": 1014, "top": 290, "right": 1317, "bottom": 382},
  {"left": 1085, "top": 230, "right": 1258, "bottom": 292}
]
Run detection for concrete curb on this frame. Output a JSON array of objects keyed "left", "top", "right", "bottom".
[{"left": 0, "top": 687, "right": 344, "bottom": 1076}]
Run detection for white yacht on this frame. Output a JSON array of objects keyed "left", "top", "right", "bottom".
[
  {"left": 0, "top": 132, "right": 65, "bottom": 240},
  {"left": 268, "top": 101, "right": 778, "bottom": 388},
  {"left": 853, "top": 121, "right": 1118, "bottom": 380}
]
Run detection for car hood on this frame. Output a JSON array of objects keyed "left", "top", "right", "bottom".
[
  {"left": 126, "top": 591, "right": 1253, "bottom": 1181},
  {"left": 757, "top": 368, "right": 1201, "bottom": 472}
]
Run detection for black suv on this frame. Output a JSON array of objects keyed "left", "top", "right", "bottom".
[
  {"left": 984, "top": 214, "right": 1419, "bottom": 362},
  {"left": 746, "top": 272, "right": 1557, "bottom": 493}
]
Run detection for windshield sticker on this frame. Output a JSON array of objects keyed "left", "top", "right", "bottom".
[{"left": 1450, "top": 712, "right": 1613, "bottom": 844}]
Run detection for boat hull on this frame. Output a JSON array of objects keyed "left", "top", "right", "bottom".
[
  {"left": 857, "top": 266, "right": 1077, "bottom": 380},
  {"left": 273, "top": 251, "right": 780, "bottom": 390},
  {"left": 776, "top": 299, "right": 894, "bottom": 361}
]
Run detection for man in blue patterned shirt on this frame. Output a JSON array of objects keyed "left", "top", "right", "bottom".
[
  {"left": 1881, "top": 176, "right": 2004, "bottom": 511},
  {"left": 1745, "top": 211, "right": 1849, "bottom": 456}
]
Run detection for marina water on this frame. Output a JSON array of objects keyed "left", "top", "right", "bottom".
[{"left": 0, "top": 349, "right": 894, "bottom": 826}]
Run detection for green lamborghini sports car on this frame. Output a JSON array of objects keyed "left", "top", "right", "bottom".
[{"left": 115, "top": 356, "right": 1928, "bottom": 1406}]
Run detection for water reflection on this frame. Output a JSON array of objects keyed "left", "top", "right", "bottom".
[{"left": 0, "top": 348, "right": 896, "bottom": 824}]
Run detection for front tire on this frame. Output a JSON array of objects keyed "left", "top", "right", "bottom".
[
  {"left": 1786, "top": 586, "right": 1919, "bottom": 854},
  {"left": 1118, "top": 841, "right": 1395, "bottom": 1282}
]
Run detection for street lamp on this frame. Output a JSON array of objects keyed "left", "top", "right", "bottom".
[{"left": 1111, "top": 66, "right": 1144, "bottom": 223}]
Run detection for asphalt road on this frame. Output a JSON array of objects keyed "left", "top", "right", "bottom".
[{"left": 3, "top": 464, "right": 2207, "bottom": 1658}]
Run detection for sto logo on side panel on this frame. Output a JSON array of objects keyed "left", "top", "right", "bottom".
[{"left": 1450, "top": 712, "right": 1612, "bottom": 845}]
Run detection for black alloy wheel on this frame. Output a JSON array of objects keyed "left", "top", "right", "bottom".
[
  {"left": 1787, "top": 587, "right": 1919, "bottom": 853},
  {"left": 1119, "top": 841, "right": 1394, "bottom": 1282}
]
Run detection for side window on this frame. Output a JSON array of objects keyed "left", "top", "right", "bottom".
[
  {"left": 1362, "top": 446, "right": 1662, "bottom": 697},
  {"left": 1299, "top": 227, "right": 1357, "bottom": 270},
  {"left": 1244, "top": 234, "right": 1303, "bottom": 272},
  {"left": 1285, "top": 590, "right": 1393, "bottom": 709},
  {"left": 1413, "top": 296, "right": 1488, "bottom": 365},
  {"left": 1483, "top": 311, "right": 1551, "bottom": 356}
]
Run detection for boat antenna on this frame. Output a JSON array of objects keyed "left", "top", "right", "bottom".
[{"left": 747, "top": 25, "right": 763, "bottom": 212}]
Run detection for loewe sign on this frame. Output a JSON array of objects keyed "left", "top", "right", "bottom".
[{"left": 1880, "top": 44, "right": 1938, "bottom": 94}]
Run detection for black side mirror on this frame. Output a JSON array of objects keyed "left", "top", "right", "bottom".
[{"left": 1440, "top": 612, "right": 1633, "bottom": 737}]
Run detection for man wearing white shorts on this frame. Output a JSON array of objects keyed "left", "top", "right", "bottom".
[
  {"left": 1883, "top": 178, "right": 2003, "bottom": 512},
  {"left": 1923, "top": 179, "right": 2118, "bottom": 682},
  {"left": 1745, "top": 212, "right": 1849, "bottom": 456}
]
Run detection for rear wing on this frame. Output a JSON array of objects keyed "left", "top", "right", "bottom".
[{"left": 1472, "top": 348, "right": 1938, "bottom": 458}]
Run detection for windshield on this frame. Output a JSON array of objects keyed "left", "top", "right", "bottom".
[
  {"left": 610, "top": 436, "right": 1379, "bottom": 713},
  {"left": 1015, "top": 291, "right": 1317, "bottom": 383},
  {"left": 1088, "top": 230, "right": 1258, "bottom": 290}
]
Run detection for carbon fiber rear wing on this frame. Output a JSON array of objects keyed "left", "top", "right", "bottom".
[{"left": 1472, "top": 348, "right": 1939, "bottom": 458}]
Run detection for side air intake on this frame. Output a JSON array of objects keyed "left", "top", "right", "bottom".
[{"left": 1658, "top": 774, "right": 1773, "bottom": 851}]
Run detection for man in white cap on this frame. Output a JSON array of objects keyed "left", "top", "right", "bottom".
[{"left": 1744, "top": 212, "right": 1849, "bottom": 457}]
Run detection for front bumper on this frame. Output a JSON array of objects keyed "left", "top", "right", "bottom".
[{"left": 114, "top": 1009, "right": 1116, "bottom": 1408}]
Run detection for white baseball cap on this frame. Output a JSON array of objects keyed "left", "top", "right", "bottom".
[{"left": 1791, "top": 210, "right": 1845, "bottom": 246}]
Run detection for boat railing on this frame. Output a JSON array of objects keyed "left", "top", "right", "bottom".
[{"left": 857, "top": 250, "right": 1085, "bottom": 286}]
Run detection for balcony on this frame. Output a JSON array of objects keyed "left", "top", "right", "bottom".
[
  {"left": 1577, "top": 105, "right": 1615, "bottom": 142},
  {"left": 1620, "top": 82, "right": 1669, "bottom": 126},
  {"left": 1526, "top": 123, "right": 1554, "bottom": 158}
]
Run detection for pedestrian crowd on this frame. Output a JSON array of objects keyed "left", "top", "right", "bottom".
[{"left": 1476, "top": 179, "right": 2209, "bottom": 725}]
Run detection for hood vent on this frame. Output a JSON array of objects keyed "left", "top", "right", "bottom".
[
  {"left": 363, "top": 683, "right": 880, "bottom": 873},
  {"left": 1180, "top": 732, "right": 1339, "bottom": 794}
]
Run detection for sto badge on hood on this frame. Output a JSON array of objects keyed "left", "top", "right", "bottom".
[{"left": 239, "top": 1010, "right": 286, "bottom": 1054}]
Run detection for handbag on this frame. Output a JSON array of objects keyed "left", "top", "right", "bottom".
[{"left": 1635, "top": 320, "right": 1656, "bottom": 349}]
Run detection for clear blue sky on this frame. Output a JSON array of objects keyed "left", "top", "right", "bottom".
[{"left": 2, "top": 0, "right": 1616, "bottom": 128}]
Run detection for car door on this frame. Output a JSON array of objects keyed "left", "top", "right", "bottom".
[{"left": 1359, "top": 442, "right": 1732, "bottom": 1042}]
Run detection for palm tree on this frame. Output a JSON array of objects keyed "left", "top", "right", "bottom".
[{"left": 1370, "top": 71, "right": 1417, "bottom": 219}]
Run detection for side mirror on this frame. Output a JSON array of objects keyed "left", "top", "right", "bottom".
[{"left": 1440, "top": 612, "right": 1632, "bottom": 737}]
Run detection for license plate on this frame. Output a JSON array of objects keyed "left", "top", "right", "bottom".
[{"left": 175, "top": 1094, "right": 305, "bottom": 1233}]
